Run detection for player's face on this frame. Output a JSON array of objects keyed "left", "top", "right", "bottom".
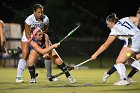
[
  {"left": 35, "top": 31, "right": 43, "bottom": 41},
  {"left": 106, "top": 21, "right": 115, "bottom": 29},
  {"left": 34, "top": 8, "right": 43, "bottom": 19}
]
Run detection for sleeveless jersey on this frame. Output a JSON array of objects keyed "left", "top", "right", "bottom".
[
  {"left": 22, "top": 14, "right": 49, "bottom": 42},
  {"left": 25, "top": 14, "right": 49, "bottom": 31}
]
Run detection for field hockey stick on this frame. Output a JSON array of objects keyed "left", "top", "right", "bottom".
[
  {"left": 49, "top": 40, "right": 63, "bottom": 61},
  {"left": 131, "top": 57, "right": 137, "bottom": 61},
  {"left": 58, "top": 23, "right": 80, "bottom": 44},
  {"left": 48, "top": 58, "right": 91, "bottom": 81},
  {"left": 43, "top": 40, "right": 64, "bottom": 61},
  {"left": 31, "top": 23, "right": 80, "bottom": 45},
  {"left": 43, "top": 24, "right": 80, "bottom": 57}
]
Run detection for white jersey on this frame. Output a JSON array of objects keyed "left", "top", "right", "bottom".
[
  {"left": 109, "top": 17, "right": 140, "bottom": 52},
  {"left": 109, "top": 17, "right": 140, "bottom": 38},
  {"left": 22, "top": 14, "right": 49, "bottom": 42},
  {"left": 25, "top": 14, "right": 49, "bottom": 30}
]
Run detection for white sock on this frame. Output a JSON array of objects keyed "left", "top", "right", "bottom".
[
  {"left": 131, "top": 60, "right": 140, "bottom": 71},
  {"left": 44, "top": 59, "right": 52, "bottom": 77},
  {"left": 16, "top": 59, "right": 26, "bottom": 77},
  {"left": 115, "top": 63, "right": 127, "bottom": 80}
]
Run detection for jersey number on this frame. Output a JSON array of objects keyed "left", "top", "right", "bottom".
[{"left": 121, "top": 21, "right": 133, "bottom": 30}]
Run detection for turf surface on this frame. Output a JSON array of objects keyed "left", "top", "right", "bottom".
[{"left": 0, "top": 68, "right": 140, "bottom": 93}]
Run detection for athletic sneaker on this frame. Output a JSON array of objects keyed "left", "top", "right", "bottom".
[
  {"left": 52, "top": 77, "right": 59, "bottom": 81},
  {"left": 114, "top": 80, "right": 129, "bottom": 85},
  {"left": 127, "top": 78, "right": 136, "bottom": 83},
  {"left": 102, "top": 72, "right": 110, "bottom": 82},
  {"left": 30, "top": 78, "right": 37, "bottom": 83},
  {"left": 47, "top": 77, "right": 59, "bottom": 82},
  {"left": 47, "top": 76, "right": 59, "bottom": 82},
  {"left": 16, "top": 77, "right": 24, "bottom": 83},
  {"left": 68, "top": 76, "right": 76, "bottom": 84}
]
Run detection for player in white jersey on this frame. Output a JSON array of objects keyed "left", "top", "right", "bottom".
[
  {"left": 102, "top": 7, "right": 140, "bottom": 83},
  {"left": 0, "top": 20, "right": 7, "bottom": 53},
  {"left": 91, "top": 13, "right": 140, "bottom": 85},
  {"left": 16, "top": 4, "right": 56, "bottom": 83},
  {"left": 126, "top": 7, "right": 140, "bottom": 82}
]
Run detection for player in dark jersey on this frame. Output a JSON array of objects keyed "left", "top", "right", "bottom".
[{"left": 28, "top": 28, "right": 76, "bottom": 83}]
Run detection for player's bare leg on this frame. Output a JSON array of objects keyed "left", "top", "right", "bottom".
[
  {"left": 49, "top": 51, "right": 76, "bottom": 84},
  {"left": 27, "top": 50, "right": 39, "bottom": 83},
  {"left": 16, "top": 42, "right": 29, "bottom": 83}
]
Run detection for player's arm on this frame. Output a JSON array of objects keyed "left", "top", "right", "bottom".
[
  {"left": 43, "top": 24, "right": 49, "bottom": 33},
  {"left": 30, "top": 41, "right": 59, "bottom": 55},
  {"left": 42, "top": 16, "right": 49, "bottom": 33},
  {"left": 30, "top": 34, "right": 59, "bottom": 55},
  {"left": 0, "top": 21, "right": 5, "bottom": 46},
  {"left": 91, "top": 36, "right": 116, "bottom": 60},
  {"left": 25, "top": 23, "right": 31, "bottom": 40},
  {"left": 0, "top": 21, "right": 7, "bottom": 53}
]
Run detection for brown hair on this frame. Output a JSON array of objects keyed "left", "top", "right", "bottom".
[
  {"left": 33, "top": 4, "right": 44, "bottom": 12},
  {"left": 137, "top": 7, "right": 140, "bottom": 14},
  {"left": 106, "top": 13, "right": 119, "bottom": 24}
]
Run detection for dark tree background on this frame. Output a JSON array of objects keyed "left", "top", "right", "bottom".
[{"left": 0, "top": 0, "right": 139, "bottom": 37}]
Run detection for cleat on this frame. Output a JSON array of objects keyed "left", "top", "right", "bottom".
[
  {"left": 16, "top": 77, "right": 24, "bottom": 83},
  {"left": 51, "top": 77, "right": 59, "bottom": 82},
  {"left": 114, "top": 80, "right": 129, "bottom": 85},
  {"left": 48, "top": 76, "right": 54, "bottom": 81},
  {"left": 47, "top": 76, "right": 59, "bottom": 82},
  {"left": 68, "top": 76, "right": 76, "bottom": 84},
  {"left": 127, "top": 78, "right": 136, "bottom": 83},
  {"left": 30, "top": 78, "right": 37, "bottom": 83},
  {"left": 102, "top": 72, "right": 110, "bottom": 83},
  {"left": 35, "top": 73, "right": 38, "bottom": 77}
]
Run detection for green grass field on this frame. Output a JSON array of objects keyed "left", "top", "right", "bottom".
[{"left": 0, "top": 67, "right": 140, "bottom": 93}]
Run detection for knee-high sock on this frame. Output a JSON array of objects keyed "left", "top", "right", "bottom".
[
  {"left": 58, "top": 62, "right": 71, "bottom": 78},
  {"left": 107, "top": 64, "right": 117, "bottom": 75},
  {"left": 115, "top": 63, "right": 127, "bottom": 80},
  {"left": 127, "top": 67, "right": 138, "bottom": 78},
  {"left": 44, "top": 59, "right": 52, "bottom": 77},
  {"left": 16, "top": 59, "right": 26, "bottom": 77},
  {"left": 28, "top": 65, "right": 35, "bottom": 79},
  {"left": 131, "top": 60, "right": 140, "bottom": 71}
]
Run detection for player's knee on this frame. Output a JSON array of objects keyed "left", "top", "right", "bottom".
[
  {"left": 28, "top": 61, "right": 34, "bottom": 66},
  {"left": 22, "top": 53, "right": 28, "bottom": 60},
  {"left": 116, "top": 60, "right": 125, "bottom": 64},
  {"left": 22, "top": 51, "right": 29, "bottom": 60}
]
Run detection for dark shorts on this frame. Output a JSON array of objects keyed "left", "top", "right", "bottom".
[{"left": 124, "top": 38, "right": 132, "bottom": 47}]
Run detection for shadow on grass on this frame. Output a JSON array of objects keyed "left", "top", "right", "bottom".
[{"left": 0, "top": 81, "right": 114, "bottom": 91}]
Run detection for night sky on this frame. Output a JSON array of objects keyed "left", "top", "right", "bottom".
[
  {"left": 0, "top": 0, "right": 139, "bottom": 37},
  {"left": 0, "top": 0, "right": 139, "bottom": 21}
]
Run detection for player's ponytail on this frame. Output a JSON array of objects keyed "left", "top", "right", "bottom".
[
  {"left": 106, "top": 13, "right": 119, "bottom": 24},
  {"left": 137, "top": 7, "right": 140, "bottom": 14}
]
